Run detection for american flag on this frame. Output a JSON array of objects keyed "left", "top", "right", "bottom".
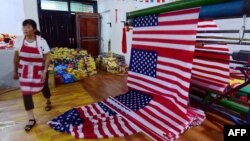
[
  {"left": 191, "top": 20, "right": 230, "bottom": 94},
  {"left": 103, "top": 8, "right": 205, "bottom": 141},
  {"left": 49, "top": 8, "right": 206, "bottom": 141}
]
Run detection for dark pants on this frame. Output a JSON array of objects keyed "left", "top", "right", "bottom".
[{"left": 23, "top": 72, "right": 51, "bottom": 111}]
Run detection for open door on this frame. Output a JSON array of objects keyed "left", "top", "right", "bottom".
[{"left": 75, "top": 13, "right": 100, "bottom": 57}]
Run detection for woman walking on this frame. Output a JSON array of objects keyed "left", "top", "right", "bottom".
[{"left": 13, "top": 19, "right": 52, "bottom": 131}]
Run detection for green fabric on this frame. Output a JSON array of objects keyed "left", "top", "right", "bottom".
[
  {"left": 127, "top": 0, "right": 233, "bottom": 19},
  {"left": 218, "top": 99, "right": 249, "bottom": 114}
]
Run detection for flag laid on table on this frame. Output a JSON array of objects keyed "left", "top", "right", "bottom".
[
  {"left": 103, "top": 8, "right": 205, "bottom": 141},
  {"left": 48, "top": 7, "right": 205, "bottom": 141},
  {"left": 191, "top": 20, "right": 230, "bottom": 94}
]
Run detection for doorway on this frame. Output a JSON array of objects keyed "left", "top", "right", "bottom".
[
  {"left": 37, "top": 0, "right": 98, "bottom": 53},
  {"left": 100, "top": 10, "right": 111, "bottom": 53}
]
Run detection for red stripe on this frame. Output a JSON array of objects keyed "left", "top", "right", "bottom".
[
  {"left": 105, "top": 117, "right": 118, "bottom": 137},
  {"left": 20, "top": 82, "right": 44, "bottom": 87},
  {"left": 148, "top": 103, "right": 187, "bottom": 128},
  {"left": 77, "top": 108, "right": 86, "bottom": 119},
  {"left": 20, "top": 46, "right": 40, "bottom": 54},
  {"left": 128, "top": 74, "right": 188, "bottom": 100},
  {"left": 127, "top": 80, "right": 188, "bottom": 109},
  {"left": 157, "top": 68, "right": 191, "bottom": 84},
  {"left": 141, "top": 107, "right": 184, "bottom": 133},
  {"left": 193, "top": 61, "right": 229, "bottom": 72},
  {"left": 103, "top": 100, "right": 164, "bottom": 140},
  {"left": 92, "top": 104, "right": 102, "bottom": 115},
  {"left": 194, "top": 57, "right": 229, "bottom": 65},
  {"left": 158, "top": 61, "right": 191, "bottom": 74},
  {"left": 137, "top": 111, "right": 174, "bottom": 135},
  {"left": 192, "top": 67, "right": 229, "bottom": 79},
  {"left": 191, "top": 75, "right": 228, "bottom": 87},
  {"left": 159, "top": 8, "right": 200, "bottom": 17},
  {"left": 198, "top": 25, "right": 217, "bottom": 28},
  {"left": 82, "top": 119, "right": 96, "bottom": 138},
  {"left": 195, "top": 46, "right": 229, "bottom": 51},
  {"left": 114, "top": 116, "right": 128, "bottom": 136},
  {"left": 133, "top": 30, "right": 197, "bottom": 35},
  {"left": 121, "top": 118, "right": 137, "bottom": 134},
  {"left": 97, "top": 118, "right": 108, "bottom": 138},
  {"left": 132, "top": 44, "right": 195, "bottom": 63},
  {"left": 133, "top": 38, "right": 196, "bottom": 45},
  {"left": 19, "top": 56, "right": 44, "bottom": 62},
  {"left": 159, "top": 19, "right": 199, "bottom": 26},
  {"left": 85, "top": 106, "right": 94, "bottom": 116},
  {"left": 22, "top": 65, "right": 28, "bottom": 78},
  {"left": 194, "top": 51, "right": 230, "bottom": 60}
]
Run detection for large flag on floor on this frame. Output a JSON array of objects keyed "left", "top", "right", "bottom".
[
  {"left": 191, "top": 20, "right": 230, "bottom": 94},
  {"left": 48, "top": 7, "right": 205, "bottom": 141}
]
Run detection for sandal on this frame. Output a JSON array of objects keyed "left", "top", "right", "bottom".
[
  {"left": 45, "top": 101, "right": 52, "bottom": 111},
  {"left": 25, "top": 119, "right": 36, "bottom": 132}
]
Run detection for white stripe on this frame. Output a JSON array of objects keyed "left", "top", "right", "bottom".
[
  {"left": 134, "top": 24, "right": 198, "bottom": 31},
  {"left": 92, "top": 122, "right": 103, "bottom": 138},
  {"left": 139, "top": 109, "right": 179, "bottom": 136},
  {"left": 193, "top": 64, "right": 229, "bottom": 76},
  {"left": 129, "top": 71, "right": 189, "bottom": 97},
  {"left": 102, "top": 119, "right": 113, "bottom": 137},
  {"left": 197, "top": 27, "right": 219, "bottom": 31},
  {"left": 88, "top": 105, "right": 98, "bottom": 115},
  {"left": 127, "top": 77, "right": 188, "bottom": 105},
  {"left": 195, "top": 48, "right": 229, "bottom": 53},
  {"left": 94, "top": 103, "right": 105, "bottom": 114},
  {"left": 197, "top": 33, "right": 223, "bottom": 37},
  {"left": 19, "top": 60, "right": 43, "bottom": 66},
  {"left": 157, "top": 72, "right": 189, "bottom": 88},
  {"left": 118, "top": 117, "right": 133, "bottom": 135},
  {"left": 20, "top": 86, "right": 43, "bottom": 92},
  {"left": 133, "top": 34, "right": 196, "bottom": 41},
  {"left": 196, "top": 38, "right": 241, "bottom": 42},
  {"left": 159, "top": 13, "right": 200, "bottom": 22},
  {"left": 19, "top": 52, "right": 43, "bottom": 58},
  {"left": 193, "top": 59, "right": 229, "bottom": 69},
  {"left": 191, "top": 79, "right": 226, "bottom": 93},
  {"left": 127, "top": 83, "right": 186, "bottom": 112},
  {"left": 192, "top": 70, "right": 229, "bottom": 83},
  {"left": 110, "top": 117, "right": 124, "bottom": 136},
  {"left": 203, "top": 44, "right": 229, "bottom": 49},
  {"left": 158, "top": 56, "right": 193, "bottom": 69},
  {"left": 198, "top": 21, "right": 217, "bottom": 26},
  {"left": 150, "top": 101, "right": 189, "bottom": 123},
  {"left": 19, "top": 77, "right": 42, "bottom": 83},
  {"left": 157, "top": 64, "right": 192, "bottom": 79},
  {"left": 106, "top": 98, "right": 167, "bottom": 138},
  {"left": 80, "top": 106, "right": 90, "bottom": 117},
  {"left": 132, "top": 41, "right": 195, "bottom": 51},
  {"left": 127, "top": 83, "right": 151, "bottom": 93},
  {"left": 147, "top": 106, "right": 185, "bottom": 135}
]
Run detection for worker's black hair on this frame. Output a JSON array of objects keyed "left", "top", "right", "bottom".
[{"left": 22, "top": 19, "right": 40, "bottom": 36}]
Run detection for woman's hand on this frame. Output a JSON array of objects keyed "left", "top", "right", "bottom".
[
  {"left": 41, "top": 71, "right": 47, "bottom": 82},
  {"left": 13, "top": 72, "right": 19, "bottom": 80}
]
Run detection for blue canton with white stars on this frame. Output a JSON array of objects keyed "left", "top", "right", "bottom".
[
  {"left": 97, "top": 102, "right": 117, "bottom": 116},
  {"left": 49, "top": 108, "right": 83, "bottom": 133},
  {"left": 115, "top": 90, "right": 152, "bottom": 111},
  {"left": 133, "top": 14, "right": 158, "bottom": 27},
  {"left": 129, "top": 48, "right": 158, "bottom": 78}
]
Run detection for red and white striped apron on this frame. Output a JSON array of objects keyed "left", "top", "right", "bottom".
[{"left": 18, "top": 37, "right": 45, "bottom": 95}]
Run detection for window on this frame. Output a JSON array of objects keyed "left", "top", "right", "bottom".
[
  {"left": 41, "top": 0, "right": 68, "bottom": 11},
  {"left": 70, "top": 1, "right": 94, "bottom": 13}
]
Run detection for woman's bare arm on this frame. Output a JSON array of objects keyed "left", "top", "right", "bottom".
[{"left": 13, "top": 51, "right": 19, "bottom": 79}]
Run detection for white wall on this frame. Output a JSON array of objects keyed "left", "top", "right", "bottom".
[
  {"left": 98, "top": 0, "right": 172, "bottom": 64},
  {"left": 98, "top": 0, "right": 250, "bottom": 64},
  {"left": 23, "top": 0, "right": 40, "bottom": 30},
  {"left": 0, "top": 0, "right": 25, "bottom": 35},
  {"left": 0, "top": 0, "right": 39, "bottom": 36}
]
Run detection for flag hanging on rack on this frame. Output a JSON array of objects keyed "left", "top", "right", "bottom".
[{"left": 191, "top": 20, "right": 230, "bottom": 94}]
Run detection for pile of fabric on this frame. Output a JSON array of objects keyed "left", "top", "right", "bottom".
[
  {"left": 0, "top": 34, "right": 16, "bottom": 49},
  {"left": 96, "top": 52, "right": 128, "bottom": 74},
  {"left": 51, "top": 48, "right": 97, "bottom": 84}
]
